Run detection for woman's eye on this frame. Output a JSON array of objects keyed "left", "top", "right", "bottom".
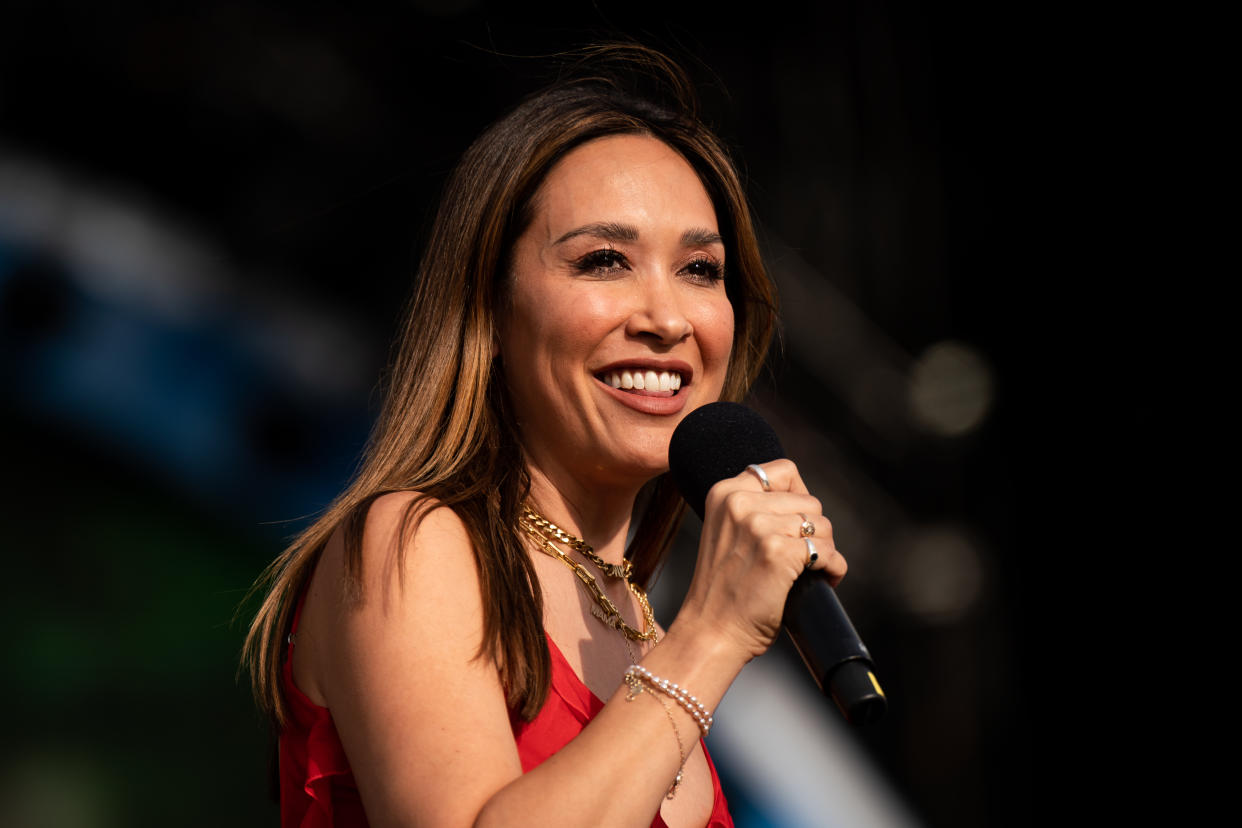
[
  {"left": 573, "top": 249, "right": 628, "bottom": 275},
  {"left": 683, "top": 257, "right": 724, "bottom": 284}
]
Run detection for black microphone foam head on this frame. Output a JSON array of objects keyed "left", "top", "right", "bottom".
[{"left": 668, "top": 402, "right": 785, "bottom": 520}]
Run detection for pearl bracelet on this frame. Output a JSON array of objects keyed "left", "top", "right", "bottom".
[
  {"left": 623, "top": 673, "right": 686, "bottom": 799},
  {"left": 623, "top": 664, "right": 714, "bottom": 737}
]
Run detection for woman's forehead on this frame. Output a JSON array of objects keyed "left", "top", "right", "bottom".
[{"left": 528, "top": 134, "right": 719, "bottom": 245}]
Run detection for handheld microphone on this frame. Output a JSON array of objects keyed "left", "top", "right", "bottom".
[{"left": 669, "top": 402, "right": 886, "bottom": 725}]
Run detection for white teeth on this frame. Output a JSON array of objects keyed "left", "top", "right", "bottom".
[{"left": 603, "top": 369, "right": 685, "bottom": 392}]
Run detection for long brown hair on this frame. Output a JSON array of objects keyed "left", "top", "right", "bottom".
[{"left": 243, "top": 44, "right": 778, "bottom": 725}]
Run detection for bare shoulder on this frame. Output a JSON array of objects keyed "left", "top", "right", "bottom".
[
  {"left": 298, "top": 491, "right": 521, "bottom": 825},
  {"left": 294, "top": 491, "right": 485, "bottom": 704},
  {"left": 353, "top": 491, "right": 480, "bottom": 602},
  {"left": 320, "top": 491, "right": 485, "bottom": 650}
]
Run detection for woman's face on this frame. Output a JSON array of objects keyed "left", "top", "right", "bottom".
[{"left": 499, "top": 133, "right": 735, "bottom": 490}]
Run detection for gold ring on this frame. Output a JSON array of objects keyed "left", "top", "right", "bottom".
[{"left": 798, "top": 513, "right": 815, "bottom": 537}]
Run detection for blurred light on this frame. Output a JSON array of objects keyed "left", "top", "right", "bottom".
[
  {"left": 0, "top": 152, "right": 224, "bottom": 325},
  {"left": 63, "top": 195, "right": 223, "bottom": 324},
  {"left": 766, "top": 241, "right": 916, "bottom": 448},
  {"left": 890, "top": 525, "right": 984, "bottom": 624},
  {"left": 712, "top": 655, "right": 923, "bottom": 828},
  {"left": 239, "top": 296, "right": 371, "bottom": 399},
  {"left": 0, "top": 149, "right": 371, "bottom": 522},
  {"left": 0, "top": 158, "right": 65, "bottom": 244},
  {"left": 0, "top": 749, "right": 119, "bottom": 828},
  {"left": 907, "top": 340, "right": 994, "bottom": 437}
]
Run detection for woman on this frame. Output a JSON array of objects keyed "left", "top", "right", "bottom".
[{"left": 244, "top": 45, "right": 846, "bottom": 828}]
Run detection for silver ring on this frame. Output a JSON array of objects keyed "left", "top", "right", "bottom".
[
  {"left": 746, "top": 464, "right": 771, "bottom": 492},
  {"left": 798, "top": 513, "right": 815, "bottom": 537},
  {"left": 804, "top": 537, "right": 818, "bottom": 568}
]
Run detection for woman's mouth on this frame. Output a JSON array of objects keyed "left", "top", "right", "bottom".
[{"left": 598, "top": 369, "right": 684, "bottom": 397}]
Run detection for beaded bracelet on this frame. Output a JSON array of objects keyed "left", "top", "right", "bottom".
[
  {"left": 623, "top": 664, "right": 714, "bottom": 737},
  {"left": 624, "top": 673, "right": 686, "bottom": 799}
]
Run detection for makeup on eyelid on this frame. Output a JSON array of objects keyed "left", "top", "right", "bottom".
[{"left": 569, "top": 248, "right": 724, "bottom": 283}]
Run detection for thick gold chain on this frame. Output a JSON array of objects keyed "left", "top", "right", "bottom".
[
  {"left": 521, "top": 506, "right": 633, "bottom": 579},
  {"left": 518, "top": 513, "right": 659, "bottom": 643}
]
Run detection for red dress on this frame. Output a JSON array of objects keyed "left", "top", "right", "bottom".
[{"left": 279, "top": 604, "right": 734, "bottom": 827}]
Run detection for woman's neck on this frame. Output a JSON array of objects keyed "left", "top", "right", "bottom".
[{"left": 523, "top": 462, "right": 644, "bottom": 566}]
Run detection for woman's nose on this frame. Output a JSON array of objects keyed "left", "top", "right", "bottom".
[{"left": 625, "top": 274, "right": 693, "bottom": 345}]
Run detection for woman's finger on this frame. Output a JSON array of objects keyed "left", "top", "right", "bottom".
[
  {"left": 753, "top": 512, "right": 845, "bottom": 584},
  {"left": 740, "top": 511, "right": 833, "bottom": 545},
  {"left": 714, "top": 490, "right": 824, "bottom": 529},
  {"left": 744, "top": 463, "right": 772, "bottom": 491},
  {"left": 731, "top": 512, "right": 845, "bottom": 581},
  {"left": 703, "top": 460, "right": 812, "bottom": 519},
  {"left": 734, "top": 458, "right": 810, "bottom": 495},
  {"left": 804, "top": 536, "right": 848, "bottom": 587},
  {"left": 792, "top": 513, "right": 834, "bottom": 547}
]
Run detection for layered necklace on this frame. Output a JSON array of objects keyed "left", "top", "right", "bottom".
[{"left": 519, "top": 505, "right": 659, "bottom": 643}]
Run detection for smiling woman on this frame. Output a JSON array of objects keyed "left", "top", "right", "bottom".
[
  {"left": 243, "top": 44, "right": 846, "bottom": 828},
  {"left": 501, "top": 134, "right": 735, "bottom": 491}
]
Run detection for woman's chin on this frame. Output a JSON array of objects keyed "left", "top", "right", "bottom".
[{"left": 589, "top": 449, "right": 671, "bottom": 491}]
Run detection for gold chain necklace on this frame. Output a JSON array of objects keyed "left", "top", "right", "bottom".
[
  {"left": 518, "top": 508, "right": 659, "bottom": 643},
  {"left": 521, "top": 506, "right": 633, "bottom": 579}
]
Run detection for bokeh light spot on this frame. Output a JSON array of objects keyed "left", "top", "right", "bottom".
[{"left": 908, "top": 340, "right": 994, "bottom": 436}]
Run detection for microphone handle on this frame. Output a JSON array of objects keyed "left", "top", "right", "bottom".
[{"left": 782, "top": 571, "right": 888, "bottom": 725}]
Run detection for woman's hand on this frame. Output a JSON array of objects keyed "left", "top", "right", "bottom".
[{"left": 676, "top": 459, "right": 847, "bottom": 664}]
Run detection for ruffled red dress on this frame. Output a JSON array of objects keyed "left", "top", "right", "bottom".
[{"left": 278, "top": 601, "right": 733, "bottom": 827}]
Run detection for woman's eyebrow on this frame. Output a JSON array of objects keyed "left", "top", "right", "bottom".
[
  {"left": 553, "top": 222, "right": 638, "bottom": 245},
  {"left": 552, "top": 223, "right": 723, "bottom": 248},
  {"left": 681, "top": 228, "right": 723, "bottom": 247}
]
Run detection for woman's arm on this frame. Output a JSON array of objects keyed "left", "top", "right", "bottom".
[
  {"left": 297, "top": 460, "right": 844, "bottom": 828},
  {"left": 298, "top": 493, "right": 524, "bottom": 827}
]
